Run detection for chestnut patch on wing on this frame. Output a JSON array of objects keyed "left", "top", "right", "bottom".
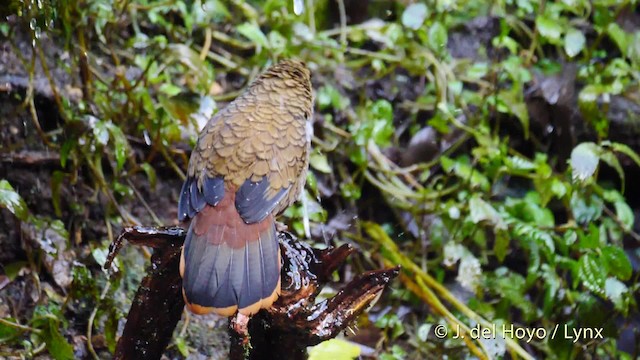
[{"left": 192, "top": 193, "right": 272, "bottom": 249}]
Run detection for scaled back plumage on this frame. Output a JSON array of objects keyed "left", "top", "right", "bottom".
[{"left": 178, "top": 59, "right": 313, "bottom": 316}]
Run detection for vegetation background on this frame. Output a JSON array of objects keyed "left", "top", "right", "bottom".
[{"left": 1, "top": 0, "right": 640, "bottom": 359}]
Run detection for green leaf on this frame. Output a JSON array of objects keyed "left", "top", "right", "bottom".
[
  {"left": 604, "top": 277, "right": 628, "bottom": 312},
  {"left": 428, "top": 21, "right": 448, "bottom": 52},
  {"left": 466, "top": 62, "right": 488, "bottom": 79},
  {"left": 51, "top": 171, "right": 65, "bottom": 217},
  {"left": 401, "top": 3, "right": 428, "bottom": 30},
  {"left": 469, "top": 196, "right": 504, "bottom": 229},
  {"left": 505, "top": 155, "right": 536, "bottom": 171},
  {"left": 614, "top": 201, "right": 634, "bottom": 232},
  {"left": 0, "top": 180, "right": 29, "bottom": 221},
  {"left": 374, "top": 313, "right": 405, "bottom": 339},
  {"left": 268, "top": 30, "right": 287, "bottom": 53},
  {"left": 564, "top": 28, "right": 585, "bottom": 57},
  {"left": 608, "top": 141, "right": 640, "bottom": 168},
  {"left": 60, "top": 140, "right": 75, "bottom": 168},
  {"left": 93, "top": 120, "right": 110, "bottom": 146},
  {"left": 104, "top": 307, "right": 119, "bottom": 353},
  {"left": 39, "top": 320, "right": 74, "bottom": 360},
  {"left": 107, "top": 123, "right": 129, "bottom": 172},
  {"left": 571, "top": 192, "right": 603, "bottom": 224},
  {"left": 309, "top": 152, "right": 332, "bottom": 174},
  {"left": 578, "top": 253, "right": 605, "bottom": 296},
  {"left": 4, "top": 261, "right": 27, "bottom": 281},
  {"left": 598, "top": 151, "right": 625, "bottom": 192},
  {"left": 417, "top": 323, "right": 432, "bottom": 342},
  {"left": 607, "top": 23, "right": 628, "bottom": 56},
  {"left": 494, "top": 229, "right": 510, "bottom": 262},
  {"left": 174, "top": 336, "right": 190, "bottom": 357},
  {"left": 570, "top": 142, "right": 600, "bottom": 182},
  {"left": 354, "top": 100, "right": 394, "bottom": 147},
  {"left": 308, "top": 339, "right": 361, "bottom": 360},
  {"left": 140, "top": 163, "right": 157, "bottom": 191},
  {"left": 536, "top": 15, "right": 563, "bottom": 43},
  {"left": 602, "top": 245, "right": 632, "bottom": 280},
  {"left": 0, "top": 318, "right": 20, "bottom": 341},
  {"left": 317, "top": 85, "right": 349, "bottom": 111},
  {"left": 237, "top": 22, "right": 269, "bottom": 49}
]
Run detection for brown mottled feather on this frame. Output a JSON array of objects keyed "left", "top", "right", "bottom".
[
  {"left": 180, "top": 59, "right": 313, "bottom": 316},
  {"left": 189, "top": 59, "right": 313, "bottom": 204}
]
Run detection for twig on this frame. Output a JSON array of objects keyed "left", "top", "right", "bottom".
[
  {"left": 200, "top": 28, "right": 212, "bottom": 60},
  {"left": 87, "top": 282, "right": 111, "bottom": 360},
  {"left": 337, "top": 0, "right": 347, "bottom": 51},
  {"left": 0, "top": 318, "right": 41, "bottom": 334},
  {"left": 126, "top": 178, "right": 163, "bottom": 226}
]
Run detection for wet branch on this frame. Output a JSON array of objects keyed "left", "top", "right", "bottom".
[{"left": 106, "top": 226, "right": 399, "bottom": 360}]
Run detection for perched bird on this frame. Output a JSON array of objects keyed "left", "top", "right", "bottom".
[{"left": 177, "top": 60, "right": 313, "bottom": 316}]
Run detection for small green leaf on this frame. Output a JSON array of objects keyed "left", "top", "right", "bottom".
[
  {"left": 605, "top": 277, "right": 628, "bottom": 312},
  {"left": 309, "top": 152, "right": 332, "bottom": 174},
  {"left": 494, "top": 229, "right": 510, "bottom": 262},
  {"left": 466, "top": 62, "right": 488, "bottom": 79},
  {"left": 417, "top": 323, "right": 432, "bottom": 342},
  {"left": 614, "top": 201, "right": 634, "bottom": 232},
  {"left": 140, "top": 163, "right": 157, "bottom": 190},
  {"left": 564, "top": 28, "right": 585, "bottom": 57},
  {"left": 0, "top": 180, "right": 29, "bottom": 221},
  {"left": 609, "top": 141, "right": 640, "bottom": 168},
  {"left": 60, "top": 140, "right": 75, "bottom": 168},
  {"left": 570, "top": 142, "right": 600, "bottom": 182},
  {"left": 0, "top": 317, "right": 20, "bottom": 340},
  {"left": 536, "top": 15, "right": 563, "bottom": 43},
  {"left": 40, "top": 320, "right": 74, "bottom": 360},
  {"left": 93, "top": 120, "right": 110, "bottom": 145},
  {"left": 579, "top": 253, "right": 605, "bottom": 296},
  {"left": 268, "top": 30, "right": 287, "bottom": 53},
  {"left": 401, "top": 3, "right": 428, "bottom": 30},
  {"left": 104, "top": 307, "right": 119, "bottom": 353},
  {"left": 353, "top": 100, "right": 394, "bottom": 147},
  {"left": 602, "top": 245, "right": 632, "bottom": 280},
  {"left": 317, "top": 85, "right": 349, "bottom": 111},
  {"left": 506, "top": 156, "right": 536, "bottom": 171},
  {"left": 607, "top": 23, "right": 628, "bottom": 56},
  {"left": 308, "top": 339, "right": 361, "bottom": 360},
  {"left": 598, "top": 151, "right": 625, "bottom": 193},
  {"left": 571, "top": 192, "right": 603, "bottom": 224},
  {"left": 428, "top": 21, "right": 448, "bottom": 52},
  {"left": 107, "top": 123, "right": 129, "bottom": 172},
  {"left": 51, "top": 171, "right": 65, "bottom": 217},
  {"left": 174, "top": 336, "right": 190, "bottom": 357},
  {"left": 4, "top": 261, "right": 27, "bottom": 281},
  {"left": 469, "top": 196, "right": 504, "bottom": 229},
  {"left": 237, "top": 22, "right": 269, "bottom": 49}
]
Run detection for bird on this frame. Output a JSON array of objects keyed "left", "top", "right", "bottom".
[{"left": 177, "top": 59, "right": 313, "bottom": 316}]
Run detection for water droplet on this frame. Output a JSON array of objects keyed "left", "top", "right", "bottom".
[
  {"left": 143, "top": 130, "right": 151, "bottom": 145},
  {"left": 293, "top": 0, "right": 304, "bottom": 15},
  {"left": 29, "top": 18, "right": 37, "bottom": 30},
  {"left": 34, "top": 27, "right": 41, "bottom": 39}
]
